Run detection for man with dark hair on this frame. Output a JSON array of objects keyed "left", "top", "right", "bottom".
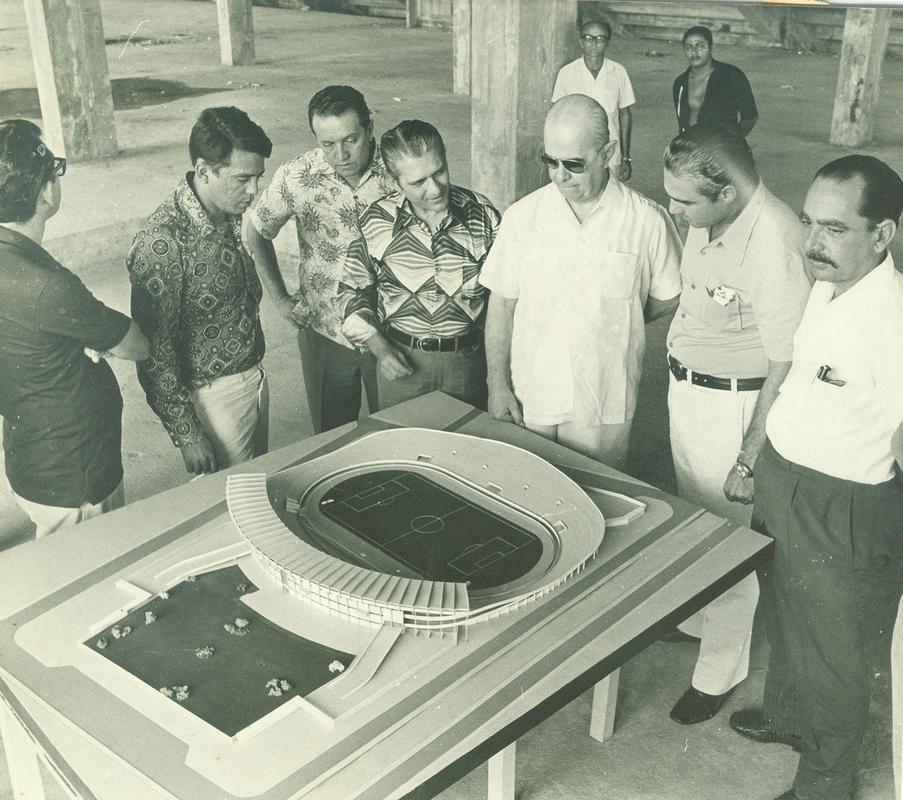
[
  {"left": 731, "top": 155, "right": 903, "bottom": 800},
  {"left": 481, "top": 96, "right": 681, "bottom": 466},
  {"left": 673, "top": 25, "right": 758, "bottom": 136},
  {"left": 662, "top": 124, "right": 810, "bottom": 725},
  {"left": 0, "top": 119, "right": 148, "bottom": 537},
  {"left": 246, "top": 86, "right": 396, "bottom": 433},
  {"left": 128, "top": 106, "right": 272, "bottom": 476},
  {"left": 339, "top": 119, "right": 499, "bottom": 410},
  {"left": 552, "top": 16, "right": 635, "bottom": 182}
]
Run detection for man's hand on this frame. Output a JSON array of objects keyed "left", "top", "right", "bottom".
[
  {"left": 84, "top": 347, "right": 109, "bottom": 363},
  {"left": 619, "top": 160, "right": 632, "bottom": 182},
  {"left": 488, "top": 384, "right": 524, "bottom": 426},
  {"left": 377, "top": 346, "right": 414, "bottom": 381},
  {"left": 274, "top": 295, "right": 303, "bottom": 327},
  {"left": 723, "top": 465, "right": 754, "bottom": 505},
  {"left": 180, "top": 439, "right": 218, "bottom": 476}
]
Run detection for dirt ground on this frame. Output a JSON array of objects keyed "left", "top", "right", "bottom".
[{"left": 0, "top": 2, "right": 900, "bottom": 798}]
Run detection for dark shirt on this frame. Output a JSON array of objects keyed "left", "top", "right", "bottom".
[
  {"left": 672, "top": 60, "right": 758, "bottom": 133},
  {"left": 0, "top": 225, "right": 130, "bottom": 507},
  {"left": 127, "top": 175, "right": 265, "bottom": 448}
]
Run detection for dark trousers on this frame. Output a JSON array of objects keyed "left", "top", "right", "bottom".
[
  {"left": 297, "top": 328, "right": 379, "bottom": 434},
  {"left": 377, "top": 341, "right": 487, "bottom": 411},
  {"left": 753, "top": 440, "right": 902, "bottom": 800}
]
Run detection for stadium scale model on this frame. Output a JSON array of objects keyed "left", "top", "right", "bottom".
[{"left": 226, "top": 429, "right": 607, "bottom": 637}]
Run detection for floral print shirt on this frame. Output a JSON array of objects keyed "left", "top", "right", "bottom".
[{"left": 247, "top": 144, "right": 397, "bottom": 347}]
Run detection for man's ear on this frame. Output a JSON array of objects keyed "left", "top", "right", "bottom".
[
  {"left": 874, "top": 218, "right": 896, "bottom": 253},
  {"left": 36, "top": 178, "right": 56, "bottom": 209},
  {"left": 720, "top": 184, "right": 738, "bottom": 204},
  {"left": 195, "top": 158, "right": 212, "bottom": 182}
]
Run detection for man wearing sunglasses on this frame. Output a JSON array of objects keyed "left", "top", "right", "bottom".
[
  {"left": 552, "top": 17, "right": 635, "bottom": 182},
  {"left": 662, "top": 124, "right": 811, "bottom": 727},
  {"left": 481, "top": 94, "right": 681, "bottom": 468},
  {"left": 0, "top": 120, "right": 149, "bottom": 538}
]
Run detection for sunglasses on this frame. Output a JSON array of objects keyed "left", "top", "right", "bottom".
[
  {"left": 48, "top": 156, "right": 67, "bottom": 178},
  {"left": 34, "top": 143, "right": 67, "bottom": 178},
  {"left": 540, "top": 153, "right": 588, "bottom": 174},
  {"left": 580, "top": 34, "right": 609, "bottom": 44}
]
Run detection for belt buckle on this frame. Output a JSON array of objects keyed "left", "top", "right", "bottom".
[
  {"left": 669, "top": 356, "right": 687, "bottom": 382},
  {"left": 416, "top": 336, "right": 440, "bottom": 352}
]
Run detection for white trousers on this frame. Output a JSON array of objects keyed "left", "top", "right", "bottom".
[
  {"left": 12, "top": 480, "right": 124, "bottom": 539},
  {"left": 527, "top": 420, "right": 632, "bottom": 470},
  {"left": 668, "top": 373, "right": 760, "bottom": 695},
  {"left": 192, "top": 366, "right": 269, "bottom": 470}
]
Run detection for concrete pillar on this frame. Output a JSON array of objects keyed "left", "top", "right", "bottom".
[
  {"left": 22, "top": 0, "right": 117, "bottom": 161},
  {"left": 470, "top": 0, "right": 576, "bottom": 211},
  {"left": 217, "top": 0, "right": 255, "bottom": 66},
  {"left": 452, "top": 0, "right": 471, "bottom": 96},
  {"left": 406, "top": 0, "right": 421, "bottom": 28},
  {"left": 829, "top": 7, "right": 891, "bottom": 147}
]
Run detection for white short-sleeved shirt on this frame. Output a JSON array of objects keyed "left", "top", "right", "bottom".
[
  {"left": 766, "top": 255, "right": 903, "bottom": 484},
  {"left": 551, "top": 57, "right": 636, "bottom": 167},
  {"left": 667, "top": 183, "right": 812, "bottom": 378},
  {"left": 479, "top": 180, "right": 682, "bottom": 427}
]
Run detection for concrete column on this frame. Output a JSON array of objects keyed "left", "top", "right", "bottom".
[
  {"left": 829, "top": 7, "right": 891, "bottom": 147},
  {"left": 217, "top": 0, "right": 255, "bottom": 66},
  {"left": 22, "top": 0, "right": 117, "bottom": 161},
  {"left": 452, "top": 0, "right": 471, "bottom": 96},
  {"left": 470, "top": 0, "right": 576, "bottom": 211},
  {"left": 406, "top": 0, "right": 421, "bottom": 28}
]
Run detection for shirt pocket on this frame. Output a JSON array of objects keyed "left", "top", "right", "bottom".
[
  {"left": 699, "top": 287, "right": 742, "bottom": 333},
  {"left": 585, "top": 251, "right": 639, "bottom": 301}
]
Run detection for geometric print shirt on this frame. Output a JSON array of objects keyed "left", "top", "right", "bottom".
[
  {"left": 127, "top": 175, "right": 265, "bottom": 448},
  {"left": 339, "top": 185, "right": 501, "bottom": 346},
  {"left": 247, "top": 144, "right": 398, "bottom": 348}
]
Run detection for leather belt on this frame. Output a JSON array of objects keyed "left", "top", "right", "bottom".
[
  {"left": 668, "top": 354, "right": 765, "bottom": 392},
  {"left": 385, "top": 326, "right": 482, "bottom": 353}
]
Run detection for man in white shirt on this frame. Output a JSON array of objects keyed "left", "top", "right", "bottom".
[
  {"left": 480, "top": 94, "right": 681, "bottom": 467},
  {"left": 731, "top": 155, "right": 903, "bottom": 800},
  {"left": 552, "top": 18, "right": 635, "bottom": 182},
  {"left": 662, "top": 125, "right": 812, "bottom": 726}
]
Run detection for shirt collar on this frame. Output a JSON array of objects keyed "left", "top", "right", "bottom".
[
  {"left": 708, "top": 181, "right": 766, "bottom": 253},
  {"left": 393, "top": 185, "right": 466, "bottom": 234},
  {"left": 550, "top": 173, "right": 619, "bottom": 224},
  {"left": 178, "top": 173, "right": 242, "bottom": 239},
  {"left": 0, "top": 223, "right": 49, "bottom": 259},
  {"left": 823, "top": 251, "right": 897, "bottom": 305}
]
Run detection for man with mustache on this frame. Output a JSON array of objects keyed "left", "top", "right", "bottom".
[
  {"left": 128, "top": 107, "right": 272, "bottom": 476},
  {"left": 662, "top": 124, "right": 811, "bottom": 725},
  {"left": 481, "top": 95, "right": 682, "bottom": 467},
  {"left": 732, "top": 155, "right": 903, "bottom": 800},
  {"left": 338, "top": 120, "right": 499, "bottom": 410}
]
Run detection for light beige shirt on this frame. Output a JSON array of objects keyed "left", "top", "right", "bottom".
[
  {"left": 480, "top": 180, "right": 682, "bottom": 427},
  {"left": 667, "top": 182, "right": 811, "bottom": 378},
  {"left": 552, "top": 57, "right": 636, "bottom": 167},
  {"left": 767, "top": 255, "right": 903, "bottom": 484}
]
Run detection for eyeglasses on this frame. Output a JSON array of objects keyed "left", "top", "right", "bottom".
[
  {"left": 49, "top": 156, "right": 67, "bottom": 178},
  {"left": 540, "top": 153, "right": 588, "bottom": 174},
  {"left": 581, "top": 34, "right": 609, "bottom": 44}
]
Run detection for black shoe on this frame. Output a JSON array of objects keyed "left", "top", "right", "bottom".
[
  {"left": 729, "top": 708, "right": 802, "bottom": 752},
  {"left": 774, "top": 791, "right": 800, "bottom": 800},
  {"left": 669, "top": 686, "right": 735, "bottom": 725},
  {"left": 658, "top": 628, "right": 701, "bottom": 644}
]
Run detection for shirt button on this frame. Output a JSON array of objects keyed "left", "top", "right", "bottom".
[
  {"left": 681, "top": 313, "right": 686, "bottom": 318},
  {"left": 690, "top": 283, "right": 696, "bottom": 289}
]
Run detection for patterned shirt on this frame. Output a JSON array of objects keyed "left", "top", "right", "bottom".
[
  {"left": 127, "top": 175, "right": 265, "bottom": 448},
  {"left": 339, "top": 186, "right": 501, "bottom": 345},
  {"left": 247, "top": 144, "right": 397, "bottom": 347}
]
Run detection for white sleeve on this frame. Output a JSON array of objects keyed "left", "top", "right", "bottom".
[
  {"left": 620, "top": 65, "right": 636, "bottom": 108},
  {"left": 478, "top": 212, "right": 520, "bottom": 299},
  {"left": 646, "top": 208, "right": 683, "bottom": 301}
]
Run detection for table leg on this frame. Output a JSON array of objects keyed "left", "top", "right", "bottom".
[
  {"left": 589, "top": 668, "right": 620, "bottom": 743},
  {"left": 487, "top": 741, "right": 515, "bottom": 800},
  {"left": 0, "top": 696, "right": 47, "bottom": 800}
]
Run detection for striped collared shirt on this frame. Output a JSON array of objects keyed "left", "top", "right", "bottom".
[{"left": 339, "top": 185, "right": 500, "bottom": 345}]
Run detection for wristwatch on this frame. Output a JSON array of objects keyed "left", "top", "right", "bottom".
[{"left": 732, "top": 461, "right": 754, "bottom": 479}]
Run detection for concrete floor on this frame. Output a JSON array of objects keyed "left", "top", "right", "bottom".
[{"left": 0, "top": 2, "right": 900, "bottom": 797}]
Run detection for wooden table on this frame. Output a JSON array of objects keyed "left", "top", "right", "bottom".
[{"left": 0, "top": 393, "right": 771, "bottom": 800}]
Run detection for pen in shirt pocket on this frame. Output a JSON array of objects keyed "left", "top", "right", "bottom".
[{"left": 816, "top": 364, "right": 846, "bottom": 386}]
